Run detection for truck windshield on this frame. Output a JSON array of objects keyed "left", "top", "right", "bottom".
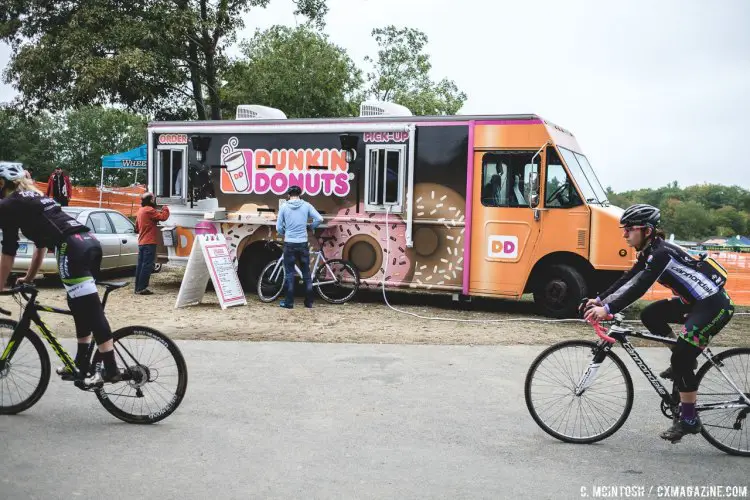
[{"left": 558, "top": 147, "right": 609, "bottom": 205}]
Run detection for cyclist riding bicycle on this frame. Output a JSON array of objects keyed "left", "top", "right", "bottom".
[
  {"left": 0, "top": 162, "right": 123, "bottom": 385},
  {"left": 583, "top": 203, "right": 735, "bottom": 442}
]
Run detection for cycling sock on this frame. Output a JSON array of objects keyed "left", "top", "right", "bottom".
[
  {"left": 75, "top": 342, "right": 91, "bottom": 372},
  {"left": 680, "top": 402, "right": 697, "bottom": 423},
  {"left": 101, "top": 350, "right": 118, "bottom": 376}
]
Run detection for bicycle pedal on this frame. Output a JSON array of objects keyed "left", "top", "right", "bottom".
[{"left": 73, "top": 380, "right": 95, "bottom": 391}]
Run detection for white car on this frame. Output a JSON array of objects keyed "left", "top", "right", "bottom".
[{"left": 1, "top": 207, "right": 143, "bottom": 276}]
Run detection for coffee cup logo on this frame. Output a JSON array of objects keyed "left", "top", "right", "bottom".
[{"left": 222, "top": 137, "right": 249, "bottom": 192}]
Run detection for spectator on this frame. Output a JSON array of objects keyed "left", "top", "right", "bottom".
[
  {"left": 275, "top": 185, "right": 323, "bottom": 309},
  {"left": 134, "top": 192, "right": 170, "bottom": 295},
  {"left": 46, "top": 167, "right": 72, "bottom": 206}
]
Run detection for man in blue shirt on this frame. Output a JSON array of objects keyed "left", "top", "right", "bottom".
[{"left": 276, "top": 185, "right": 324, "bottom": 309}]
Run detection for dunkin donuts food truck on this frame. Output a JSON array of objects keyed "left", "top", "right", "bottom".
[{"left": 147, "top": 101, "right": 632, "bottom": 317}]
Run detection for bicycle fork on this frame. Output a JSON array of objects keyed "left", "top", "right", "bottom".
[{"left": 574, "top": 343, "right": 612, "bottom": 396}]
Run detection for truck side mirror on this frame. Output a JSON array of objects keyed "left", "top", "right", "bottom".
[{"left": 529, "top": 171, "right": 540, "bottom": 208}]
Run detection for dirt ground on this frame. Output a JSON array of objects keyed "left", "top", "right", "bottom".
[{"left": 2, "top": 266, "right": 748, "bottom": 346}]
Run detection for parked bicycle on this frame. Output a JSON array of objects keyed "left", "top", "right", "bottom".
[
  {"left": 524, "top": 312, "right": 750, "bottom": 456},
  {"left": 257, "top": 240, "right": 360, "bottom": 304},
  {"left": 0, "top": 282, "right": 188, "bottom": 424}
]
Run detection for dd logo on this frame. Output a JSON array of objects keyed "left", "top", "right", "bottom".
[{"left": 487, "top": 235, "right": 519, "bottom": 259}]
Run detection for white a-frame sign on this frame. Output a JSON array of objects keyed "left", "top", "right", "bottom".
[{"left": 175, "top": 233, "right": 247, "bottom": 309}]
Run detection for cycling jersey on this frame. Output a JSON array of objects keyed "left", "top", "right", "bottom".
[
  {"left": 599, "top": 237, "right": 724, "bottom": 314},
  {"left": 0, "top": 191, "right": 88, "bottom": 256}
]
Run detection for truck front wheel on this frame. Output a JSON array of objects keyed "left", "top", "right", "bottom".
[{"left": 533, "top": 264, "right": 588, "bottom": 318}]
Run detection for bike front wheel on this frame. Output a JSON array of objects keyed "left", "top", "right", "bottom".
[
  {"left": 94, "top": 326, "right": 188, "bottom": 424},
  {"left": 314, "top": 259, "right": 360, "bottom": 304},
  {"left": 257, "top": 260, "right": 285, "bottom": 303},
  {"left": 696, "top": 347, "right": 750, "bottom": 456},
  {"left": 525, "top": 340, "right": 634, "bottom": 444},
  {"left": 0, "top": 319, "right": 50, "bottom": 415}
]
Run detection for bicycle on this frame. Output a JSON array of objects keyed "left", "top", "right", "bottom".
[
  {"left": 524, "top": 311, "right": 750, "bottom": 456},
  {"left": 257, "top": 240, "right": 360, "bottom": 305},
  {"left": 0, "top": 282, "right": 188, "bottom": 424}
]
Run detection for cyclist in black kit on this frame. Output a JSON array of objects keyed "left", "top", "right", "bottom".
[
  {"left": 0, "top": 162, "right": 123, "bottom": 385},
  {"left": 583, "top": 204, "right": 735, "bottom": 442}
]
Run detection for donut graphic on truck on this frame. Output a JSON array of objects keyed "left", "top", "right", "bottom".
[{"left": 146, "top": 101, "right": 632, "bottom": 318}]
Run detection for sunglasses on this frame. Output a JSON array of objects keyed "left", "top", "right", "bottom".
[{"left": 621, "top": 225, "right": 647, "bottom": 235}]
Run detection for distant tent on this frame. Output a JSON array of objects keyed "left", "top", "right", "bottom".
[
  {"left": 702, "top": 237, "right": 728, "bottom": 246},
  {"left": 99, "top": 144, "right": 147, "bottom": 207},
  {"left": 724, "top": 235, "right": 750, "bottom": 247}
]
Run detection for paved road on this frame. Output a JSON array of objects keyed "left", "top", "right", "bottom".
[{"left": 1, "top": 341, "right": 748, "bottom": 500}]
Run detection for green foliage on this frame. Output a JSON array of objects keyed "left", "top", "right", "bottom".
[
  {"left": 220, "top": 25, "right": 363, "bottom": 118},
  {"left": 0, "top": 0, "right": 330, "bottom": 119},
  {"left": 0, "top": 105, "right": 57, "bottom": 177},
  {"left": 221, "top": 24, "right": 467, "bottom": 118},
  {"left": 0, "top": 105, "right": 146, "bottom": 187},
  {"left": 55, "top": 107, "right": 147, "bottom": 186},
  {"left": 608, "top": 182, "right": 750, "bottom": 240},
  {"left": 365, "top": 26, "right": 467, "bottom": 115}
]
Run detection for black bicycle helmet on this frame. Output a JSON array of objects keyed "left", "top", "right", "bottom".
[
  {"left": 620, "top": 203, "right": 660, "bottom": 227},
  {"left": 287, "top": 185, "right": 302, "bottom": 196}
]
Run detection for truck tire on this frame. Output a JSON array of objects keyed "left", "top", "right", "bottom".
[
  {"left": 238, "top": 245, "right": 278, "bottom": 291},
  {"left": 533, "top": 264, "right": 588, "bottom": 318}
]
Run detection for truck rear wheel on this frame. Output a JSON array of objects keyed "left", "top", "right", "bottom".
[
  {"left": 533, "top": 264, "right": 587, "bottom": 318},
  {"left": 238, "top": 245, "right": 278, "bottom": 291}
]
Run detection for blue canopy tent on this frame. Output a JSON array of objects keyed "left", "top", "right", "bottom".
[{"left": 99, "top": 144, "right": 147, "bottom": 207}]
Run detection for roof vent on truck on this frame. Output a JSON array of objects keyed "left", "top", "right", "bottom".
[
  {"left": 235, "top": 105, "right": 288, "bottom": 120},
  {"left": 359, "top": 100, "right": 413, "bottom": 117}
]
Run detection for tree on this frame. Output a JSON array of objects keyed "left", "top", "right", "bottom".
[
  {"left": 53, "top": 107, "right": 148, "bottom": 186},
  {"left": 0, "top": 105, "right": 57, "bottom": 179},
  {"left": 365, "top": 26, "right": 466, "bottom": 115},
  {"left": 605, "top": 186, "right": 631, "bottom": 209},
  {"left": 660, "top": 199, "right": 715, "bottom": 240},
  {"left": 1, "top": 0, "right": 329, "bottom": 120},
  {"left": 712, "top": 206, "right": 747, "bottom": 237},
  {"left": 220, "top": 25, "right": 363, "bottom": 118}
]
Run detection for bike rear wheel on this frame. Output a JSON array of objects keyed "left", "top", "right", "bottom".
[
  {"left": 696, "top": 347, "right": 750, "bottom": 456},
  {"left": 257, "top": 260, "right": 285, "bottom": 303},
  {"left": 314, "top": 259, "right": 360, "bottom": 304},
  {"left": 525, "top": 340, "right": 634, "bottom": 443},
  {"left": 0, "top": 319, "right": 50, "bottom": 415},
  {"left": 94, "top": 326, "right": 188, "bottom": 424}
]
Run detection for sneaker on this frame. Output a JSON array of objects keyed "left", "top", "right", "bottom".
[
  {"left": 279, "top": 301, "right": 293, "bottom": 309},
  {"left": 137, "top": 289, "right": 154, "bottom": 296},
  {"left": 659, "top": 359, "right": 699, "bottom": 380},
  {"left": 84, "top": 368, "right": 126, "bottom": 386},
  {"left": 660, "top": 417, "right": 702, "bottom": 443}
]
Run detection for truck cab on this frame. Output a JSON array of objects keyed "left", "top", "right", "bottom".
[{"left": 469, "top": 120, "right": 631, "bottom": 317}]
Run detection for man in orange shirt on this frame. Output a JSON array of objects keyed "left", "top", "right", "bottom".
[{"left": 134, "top": 192, "right": 170, "bottom": 295}]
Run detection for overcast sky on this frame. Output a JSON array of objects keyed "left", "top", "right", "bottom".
[{"left": 2, "top": 0, "right": 748, "bottom": 191}]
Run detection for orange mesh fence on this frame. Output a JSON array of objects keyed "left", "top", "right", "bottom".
[
  {"left": 644, "top": 251, "right": 750, "bottom": 306},
  {"left": 34, "top": 182, "right": 147, "bottom": 218}
]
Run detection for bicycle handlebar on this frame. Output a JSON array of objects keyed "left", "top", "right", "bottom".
[
  {"left": 587, "top": 317, "right": 616, "bottom": 343},
  {"left": 0, "top": 283, "right": 37, "bottom": 303}
]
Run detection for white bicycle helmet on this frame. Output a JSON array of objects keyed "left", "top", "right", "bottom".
[{"left": 0, "top": 162, "right": 25, "bottom": 181}]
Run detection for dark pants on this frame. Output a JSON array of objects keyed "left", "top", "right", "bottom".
[
  {"left": 283, "top": 242, "right": 313, "bottom": 307},
  {"left": 641, "top": 291, "right": 734, "bottom": 392},
  {"left": 135, "top": 244, "right": 157, "bottom": 292},
  {"left": 55, "top": 196, "right": 69, "bottom": 207}
]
